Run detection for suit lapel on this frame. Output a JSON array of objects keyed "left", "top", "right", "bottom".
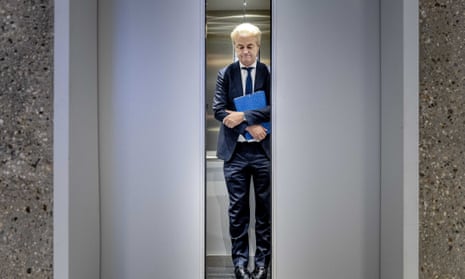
[
  {"left": 231, "top": 62, "right": 243, "bottom": 99},
  {"left": 254, "top": 62, "right": 266, "bottom": 91}
]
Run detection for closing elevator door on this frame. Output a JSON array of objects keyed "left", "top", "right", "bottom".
[{"left": 97, "top": 0, "right": 381, "bottom": 278}]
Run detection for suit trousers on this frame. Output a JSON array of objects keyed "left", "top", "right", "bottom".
[{"left": 223, "top": 142, "right": 271, "bottom": 268}]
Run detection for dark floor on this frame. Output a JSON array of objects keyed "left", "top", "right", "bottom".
[{"left": 206, "top": 256, "right": 271, "bottom": 279}]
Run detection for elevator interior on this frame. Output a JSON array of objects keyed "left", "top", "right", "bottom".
[
  {"left": 205, "top": 0, "right": 271, "bottom": 274},
  {"left": 205, "top": 0, "right": 270, "bottom": 152}
]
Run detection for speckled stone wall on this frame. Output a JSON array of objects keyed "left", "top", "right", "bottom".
[
  {"left": 420, "top": 0, "right": 465, "bottom": 278},
  {"left": 0, "top": 0, "right": 53, "bottom": 278}
]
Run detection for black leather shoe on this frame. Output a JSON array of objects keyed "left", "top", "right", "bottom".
[
  {"left": 252, "top": 266, "right": 268, "bottom": 279},
  {"left": 234, "top": 266, "right": 251, "bottom": 279}
]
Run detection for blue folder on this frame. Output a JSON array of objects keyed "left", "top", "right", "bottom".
[{"left": 233, "top": 90, "right": 271, "bottom": 140}]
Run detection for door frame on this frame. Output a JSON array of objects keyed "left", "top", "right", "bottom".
[{"left": 53, "top": 0, "right": 418, "bottom": 278}]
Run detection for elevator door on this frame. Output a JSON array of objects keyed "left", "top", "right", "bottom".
[
  {"left": 98, "top": 0, "right": 380, "bottom": 278},
  {"left": 272, "top": 1, "right": 380, "bottom": 277}
]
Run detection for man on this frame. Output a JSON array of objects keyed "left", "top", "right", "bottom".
[{"left": 212, "top": 23, "right": 271, "bottom": 279}]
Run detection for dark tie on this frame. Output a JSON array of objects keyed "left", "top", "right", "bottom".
[{"left": 243, "top": 67, "right": 254, "bottom": 94}]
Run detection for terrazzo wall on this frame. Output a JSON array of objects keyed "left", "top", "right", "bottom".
[
  {"left": 0, "top": 0, "right": 53, "bottom": 278},
  {"left": 419, "top": 0, "right": 465, "bottom": 278}
]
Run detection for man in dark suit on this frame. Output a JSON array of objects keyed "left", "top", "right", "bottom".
[{"left": 212, "top": 23, "right": 271, "bottom": 279}]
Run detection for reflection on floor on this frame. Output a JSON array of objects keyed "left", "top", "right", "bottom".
[{"left": 206, "top": 256, "right": 271, "bottom": 279}]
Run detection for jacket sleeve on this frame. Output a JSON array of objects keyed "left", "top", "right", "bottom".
[{"left": 212, "top": 67, "right": 248, "bottom": 135}]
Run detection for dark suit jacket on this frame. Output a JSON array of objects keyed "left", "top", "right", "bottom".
[{"left": 213, "top": 61, "right": 271, "bottom": 162}]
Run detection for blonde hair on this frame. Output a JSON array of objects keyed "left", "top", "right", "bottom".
[{"left": 230, "top": 23, "right": 262, "bottom": 46}]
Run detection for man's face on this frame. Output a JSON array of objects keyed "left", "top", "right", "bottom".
[{"left": 234, "top": 35, "right": 260, "bottom": 67}]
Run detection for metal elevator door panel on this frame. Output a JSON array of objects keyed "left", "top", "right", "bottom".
[{"left": 97, "top": 0, "right": 382, "bottom": 278}]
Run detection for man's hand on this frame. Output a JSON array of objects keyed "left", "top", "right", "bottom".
[
  {"left": 223, "top": 110, "right": 245, "bottom": 128},
  {"left": 246, "top": 125, "right": 267, "bottom": 141}
]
